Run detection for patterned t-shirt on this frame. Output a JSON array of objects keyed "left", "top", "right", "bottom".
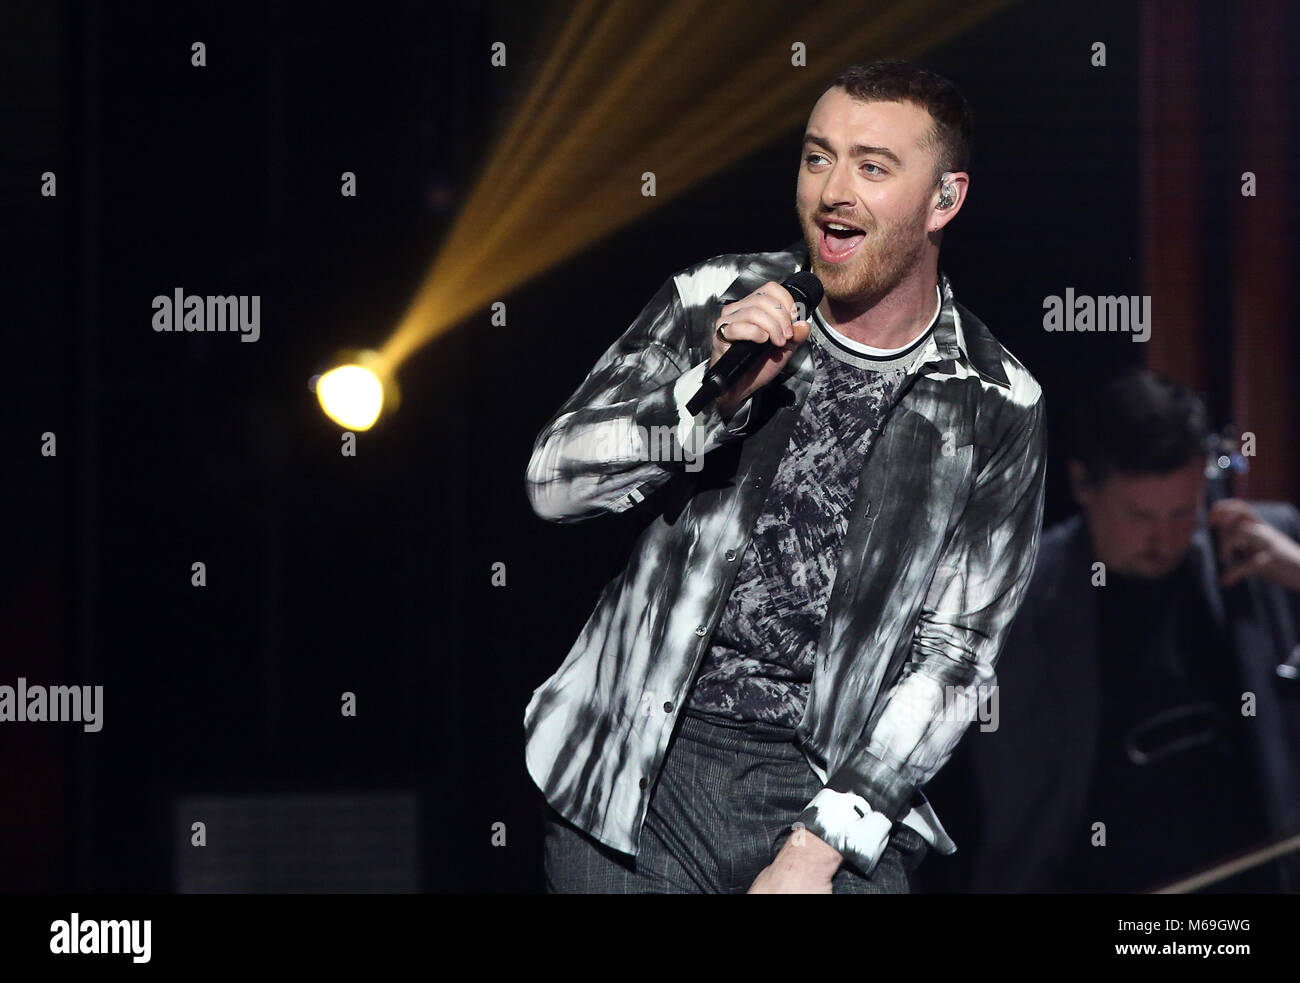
[{"left": 687, "top": 290, "right": 941, "bottom": 727}]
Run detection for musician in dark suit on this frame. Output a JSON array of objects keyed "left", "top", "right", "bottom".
[{"left": 921, "top": 368, "right": 1300, "bottom": 893}]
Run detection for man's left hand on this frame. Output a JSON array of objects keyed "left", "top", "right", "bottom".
[
  {"left": 1209, "top": 499, "right": 1300, "bottom": 591},
  {"left": 747, "top": 827, "right": 842, "bottom": 894}
]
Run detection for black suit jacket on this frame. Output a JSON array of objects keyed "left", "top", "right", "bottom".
[{"left": 921, "top": 502, "right": 1300, "bottom": 892}]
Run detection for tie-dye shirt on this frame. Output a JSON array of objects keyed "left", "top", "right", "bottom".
[
  {"left": 688, "top": 294, "right": 940, "bottom": 727},
  {"left": 523, "top": 239, "right": 1047, "bottom": 877}
]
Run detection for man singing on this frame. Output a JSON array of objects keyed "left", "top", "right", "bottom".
[{"left": 524, "top": 60, "right": 1047, "bottom": 893}]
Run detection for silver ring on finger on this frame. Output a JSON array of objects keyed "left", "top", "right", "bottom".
[{"left": 716, "top": 322, "right": 730, "bottom": 343}]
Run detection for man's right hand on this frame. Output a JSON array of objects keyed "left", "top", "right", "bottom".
[{"left": 711, "top": 280, "right": 812, "bottom": 418}]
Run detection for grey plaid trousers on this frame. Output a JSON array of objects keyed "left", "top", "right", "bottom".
[{"left": 542, "top": 709, "right": 929, "bottom": 893}]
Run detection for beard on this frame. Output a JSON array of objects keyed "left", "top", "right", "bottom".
[{"left": 799, "top": 204, "right": 928, "bottom": 309}]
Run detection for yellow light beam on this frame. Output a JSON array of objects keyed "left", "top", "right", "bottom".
[{"left": 379, "top": 0, "right": 1018, "bottom": 373}]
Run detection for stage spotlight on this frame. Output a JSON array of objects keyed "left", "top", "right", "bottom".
[
  {"left": 321, "top": 0, "right": 1012, "bottom": 414},
  {"left": 314, "top": 349, "right": 399, "bottom": 431}
]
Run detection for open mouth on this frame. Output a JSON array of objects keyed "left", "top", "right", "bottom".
[{"left": 819, "top": 221, "right": 866, "bottom": 262}]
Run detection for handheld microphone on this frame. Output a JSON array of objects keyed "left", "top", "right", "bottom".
[{"left": 685, "top": 270, "right": 824, "bottom": 416}]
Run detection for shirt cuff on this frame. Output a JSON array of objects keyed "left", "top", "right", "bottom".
[
  {"left": 795, "top": 787, "right": 894, "bottom": 877},
  {"left": 671, "top": 359, "right": 757, "bottom": 455}
]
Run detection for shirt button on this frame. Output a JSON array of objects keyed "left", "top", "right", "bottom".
[
  {"left": 724, "top": 549, "right": 737, "bottom": 561},
  {"left": 695, "top": 625, "right": 708, "bottom": 636},
  {"left": 751, "top": 475, "right": 764, "bottom": 487},
  {"left": 663, "top": 701, "right": 674, "bottom": 713},
  {"left": 639, "top": 777, "right": 648, "bottom": 789}
]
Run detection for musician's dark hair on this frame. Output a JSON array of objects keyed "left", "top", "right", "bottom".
[
  {"left": 1067, "top": 368, "right": 1211, "bottom": 487},
  {"left": 823, "top": 61, "right": 972, "bottom": 182}
]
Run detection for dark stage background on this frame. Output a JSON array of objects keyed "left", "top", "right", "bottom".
[{"left": 4, "top": 0, "right": 1297, "bottom": 892}]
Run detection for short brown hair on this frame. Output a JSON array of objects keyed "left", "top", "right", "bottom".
[
  {"left": 824, "top": 61, "right": 972, "bottom": 182},
  {"left": 1066, "top": 368, "right": 1211, "bottom": 487}
]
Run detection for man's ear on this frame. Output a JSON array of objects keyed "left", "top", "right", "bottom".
[{"left": 930, "top": 170, "right": 969, "bottom": 232}]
